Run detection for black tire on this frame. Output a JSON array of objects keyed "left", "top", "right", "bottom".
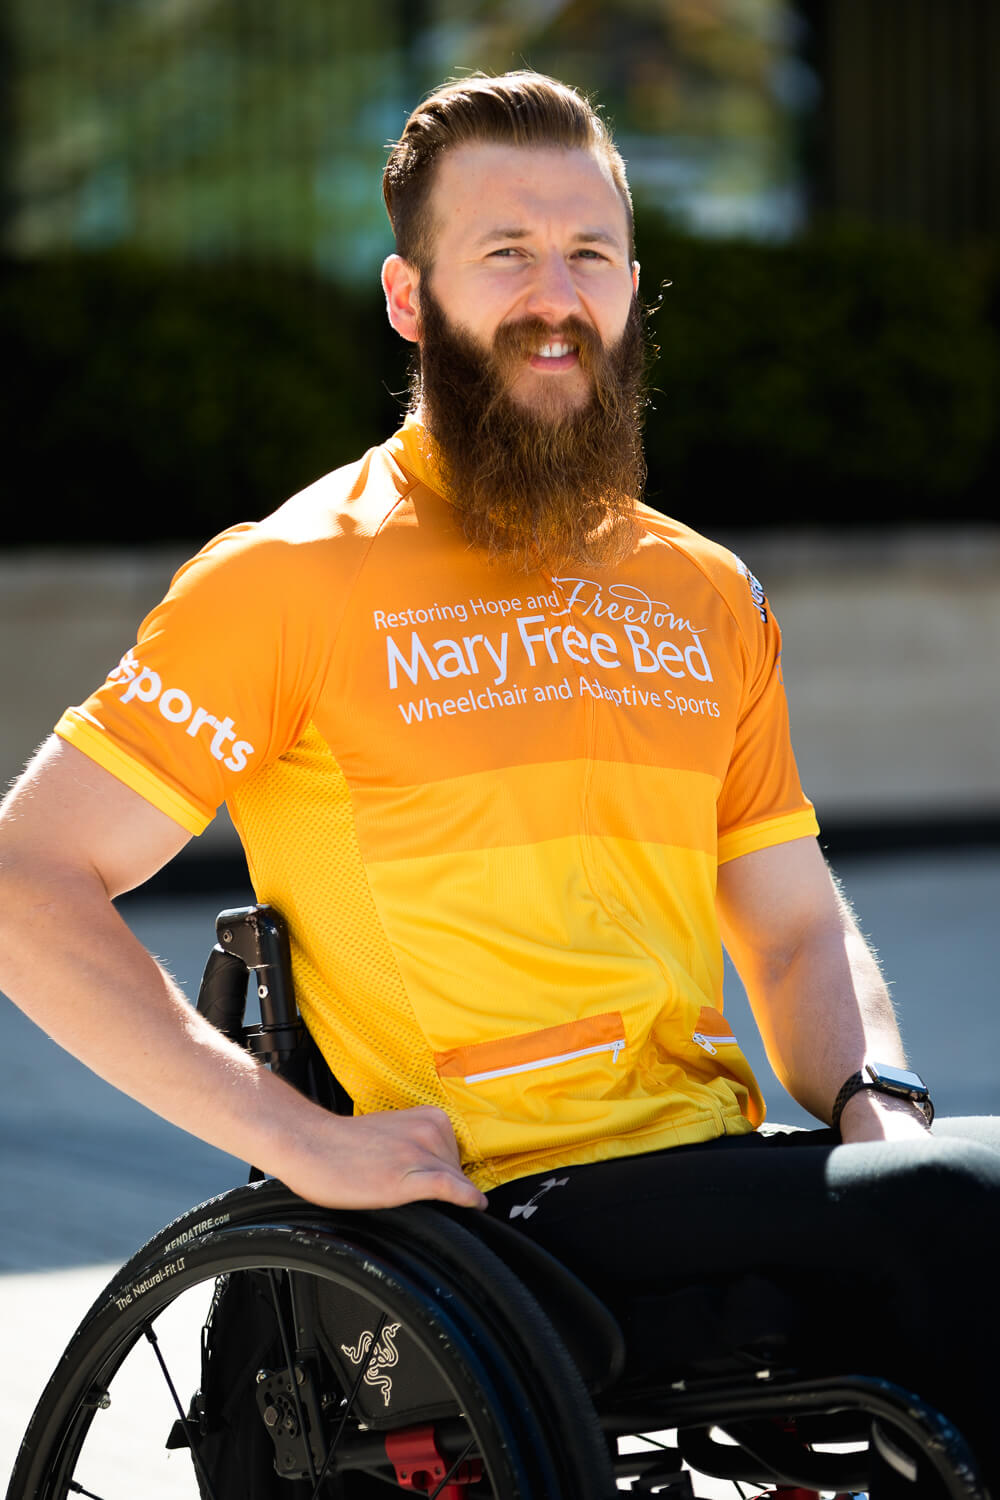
[{"left": 7, "top": 1181, "right": 616, "bottom": 1500}]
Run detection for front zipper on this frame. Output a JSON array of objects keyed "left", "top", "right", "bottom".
[
  {"left": 462, "top": 1037, "right": 625, "bottom": 1086},
  {"left": 692, "top": 1030, "right": 738, "bottom": 1057}
]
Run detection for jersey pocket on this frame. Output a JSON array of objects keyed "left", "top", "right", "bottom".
[
  {"left": 689, "top": 1005, "right": 740, "bottom": 1057},
  {"left": 434, "top": 1012, "right": 626, "bottom": 1086},
  {"left": 685, "top": 1004, "right": 765, "bottom": 1127}
]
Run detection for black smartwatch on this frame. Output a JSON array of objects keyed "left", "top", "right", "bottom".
[{"left": 831, "top": 1062, "right": 934, "bottom": 1130}]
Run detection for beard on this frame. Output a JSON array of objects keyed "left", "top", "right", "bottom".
[{"left": 412, "top": 285, "right": 648, "bottom": 573}]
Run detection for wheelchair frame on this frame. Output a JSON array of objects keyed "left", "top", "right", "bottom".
[{"left": 5, "top": 905, "right": 989, "bottom": 1500}]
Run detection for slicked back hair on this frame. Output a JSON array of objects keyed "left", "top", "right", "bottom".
[{"left": 383, "top": 71, "right": 634, "bottom": 272}]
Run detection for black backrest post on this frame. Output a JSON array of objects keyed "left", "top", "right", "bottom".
[
  {"left": 213, "top": 904, "right": 303, "bottom": 1067},
  {"left": 195, "top": 943, "right": 251, "bottom": 1042},
  {"left": 198, "top": 903, "right": 352, "bottom": 1115}
]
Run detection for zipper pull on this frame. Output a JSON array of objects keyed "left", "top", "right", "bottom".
[
  {"left": 692, "top": 1032, "right": 718, "bottom": 1056},
  {"left": 611, "top": 1040, "right": 624, "bottom": 1063}
]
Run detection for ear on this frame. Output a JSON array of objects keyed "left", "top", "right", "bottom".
[
  {"left": 382, "top": 254, "right": 421, "bottom": 344},
  {"left": 632, "top": 260, "right": 640, "bottom": 295}
]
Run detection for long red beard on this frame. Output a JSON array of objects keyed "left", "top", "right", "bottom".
[{"left": 413, "top": 287, "right": 648, "bottom": 573}]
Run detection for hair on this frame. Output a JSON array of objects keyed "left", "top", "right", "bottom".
[{"left": 383, "top": 71, "right": 634, "bottom": 272}]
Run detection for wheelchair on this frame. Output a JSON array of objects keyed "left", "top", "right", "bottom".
[{"left": 6, "top": 906, "right": 988, "bottom": 1500}]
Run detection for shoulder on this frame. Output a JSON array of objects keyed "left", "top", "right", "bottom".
[
  {"left": 163, "top": 440, "right": 418, "bottom": 606},
  {"left": 267, "top": 440, "right": 420, "bottom": 544},
  {"left": 635, "top": 504, "right": 772, "bottom": 636}
]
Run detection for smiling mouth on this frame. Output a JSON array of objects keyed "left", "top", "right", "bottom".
[{"left": 527, "top": 340, "right": 582, "bottom": 376}]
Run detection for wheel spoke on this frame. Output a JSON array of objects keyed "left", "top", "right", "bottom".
[
  {"left": 309, "top": 1310, "right": 390, "bottom": 1500},
  {"left": 143, "top": 1321, "right": 219, "bottom": 1500},
  {"left": 428, "top": 1437, "right": 477, "bottom": 1500}
]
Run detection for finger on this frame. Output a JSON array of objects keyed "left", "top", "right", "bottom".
[{"left": 407, "top": 1165, "right": 489, "bottom": 1210}]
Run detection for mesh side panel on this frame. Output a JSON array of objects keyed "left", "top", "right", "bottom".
[{"left": 230, "top": 724, "right": 478, "bottom": 1156}]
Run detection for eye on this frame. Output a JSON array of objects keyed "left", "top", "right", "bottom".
[{"left": 574, "top": 248, "right": 608, "bottom": 262}]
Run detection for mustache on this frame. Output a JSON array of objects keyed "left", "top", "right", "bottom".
[{"left": 492, "top": 315, "right": 604, "bottom": 369}]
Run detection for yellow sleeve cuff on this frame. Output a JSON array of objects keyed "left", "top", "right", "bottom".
[
  {"left": 717, "top": 808, "right": 820, "bottom": 866},
  {"left": 55, "top": 710, "right": 213, "bottom": 837}
]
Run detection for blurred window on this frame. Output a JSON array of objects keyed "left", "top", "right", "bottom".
[{"left": 3, "top": 0, "right": 815, "bottom": 279}]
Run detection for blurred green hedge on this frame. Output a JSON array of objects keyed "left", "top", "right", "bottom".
[
  {"left": 1, "top": 224, "right": 996, "bottom": 546},
  {"left": 637, "top": 223, "right": 998, "bottom": 529},
  {"left": 0, "top": 256, "right": 405, "bottom": 546}
]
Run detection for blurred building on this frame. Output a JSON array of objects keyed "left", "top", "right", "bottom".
[
  {"left": 1, "top": 1, "right": 815, "bottom": 277},
  {"left": 4, "top": 1, "right": 996, "bottom": 265}
]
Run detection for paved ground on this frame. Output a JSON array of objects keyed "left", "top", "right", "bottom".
[{"left": 2, "top": 848, "right": 999, "bottom": 1492}]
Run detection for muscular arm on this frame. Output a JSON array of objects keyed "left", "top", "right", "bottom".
[
  {"left": 0, "top": 737, "right": 486, "bottom": 1209},
  {"left": 716, "top": 836, "right": 931, "bottom": 1142}
]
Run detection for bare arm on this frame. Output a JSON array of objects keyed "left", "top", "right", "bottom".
[
  {"left": 0, "top": 736, "right": 486, "bottom": 1209},
  {"left": 716, "top": 836, "right": 931, "bottom": 1142}
]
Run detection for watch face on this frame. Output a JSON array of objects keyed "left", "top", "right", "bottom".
[{"left": 865, "top": 1062, "right": 927, "bottom": 1095}]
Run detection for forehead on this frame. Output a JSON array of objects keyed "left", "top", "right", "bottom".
[{"left": 427, "top": 142, "right": 630, "bottom": 252}]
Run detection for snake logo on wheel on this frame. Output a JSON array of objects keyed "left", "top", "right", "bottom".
[{"left": 341, "top": 1321, "right": 402, "bottom": 1406}]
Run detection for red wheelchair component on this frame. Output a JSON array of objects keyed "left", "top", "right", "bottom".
[
  {"left": 384, "top": 1423, "right": 484, "bottom": 1497},
  {"left": 765, "top": 1491, "right": 859, "bottom": 1498}
]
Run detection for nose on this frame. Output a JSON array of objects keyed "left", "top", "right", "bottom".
[{"left": 522, "top": 250, "right": 583, "bottom": 324}]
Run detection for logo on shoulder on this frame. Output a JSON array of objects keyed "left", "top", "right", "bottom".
[
  {"left": 734, "top": 557, "right": 768, "bottom": 625},
  {"left": 106, "top": 650, "right": 255, "bottom": 773}
]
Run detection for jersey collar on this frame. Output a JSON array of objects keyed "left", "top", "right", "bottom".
[{"left": 385, "top": 416, "right": 449, "bottom": 501}]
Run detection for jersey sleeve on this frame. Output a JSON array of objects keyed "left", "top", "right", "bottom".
[
  {"left": 715, "top": 556, "right": 819, "bottom": 864},
  {"left": 55, "top": 525, "right": 327, "bottom": 835}
]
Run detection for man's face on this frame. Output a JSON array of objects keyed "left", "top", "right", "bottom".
[
  {"left": 381, "top": 141, "right": 647, "bottom": 572},
  {"left": 418, "top": 143, "right": 638, "bottom": 421}
]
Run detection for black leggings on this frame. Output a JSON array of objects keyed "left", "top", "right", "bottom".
[{"left": 486, "top": 1118, "right": 1000, "bottom": 1495}]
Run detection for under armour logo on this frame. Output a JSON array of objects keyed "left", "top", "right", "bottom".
[{"left": 509, "top": 1176, "right": 569, "bottom": 1220}]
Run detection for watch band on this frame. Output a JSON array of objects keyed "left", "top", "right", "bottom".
[{"left": 831, "top": 1066, "right": 935, "bottom": 1131}]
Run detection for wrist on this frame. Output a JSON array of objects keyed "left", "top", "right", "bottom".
[
  {"left": 239, "top": 1063, "right": 347, "bottom": 1179},
  {"left": 838, "top": 1088, "right": 931, "bottom": 1127},
  {"left": 830, "top": 1062, "right": 934, "bottom": 1132}
]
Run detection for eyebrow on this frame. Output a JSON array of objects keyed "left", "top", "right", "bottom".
[{"left": 473, "top": 226, "right": 623, "bottom": 250}]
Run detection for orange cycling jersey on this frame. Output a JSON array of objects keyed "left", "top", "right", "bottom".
[{"left": 57, "top": 419, "right": 818, "bottom": 1188}]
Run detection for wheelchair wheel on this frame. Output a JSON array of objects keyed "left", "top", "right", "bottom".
[{"left": 7, "top": 1181, "right": 616, "bottom": 1500}]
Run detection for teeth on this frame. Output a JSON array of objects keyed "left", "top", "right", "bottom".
[{"left": 538, "top": 341, "right": 575, "bottom": 358}]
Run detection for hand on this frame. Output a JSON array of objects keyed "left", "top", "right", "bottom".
[
  {"left": 275, "top": 1104, "right": 490, "bottom": 1212},
  {"left": 837, "top": 1090, "right": 933, "bottom": 1145}
]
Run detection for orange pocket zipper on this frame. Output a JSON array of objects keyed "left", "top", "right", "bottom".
[{"left": 434, "top": 1012, "right": 626, "bottom": 1086}]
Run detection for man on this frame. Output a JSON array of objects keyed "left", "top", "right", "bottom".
[{"left": 1, "top": 72, "right": 997, "bottom": 1494}]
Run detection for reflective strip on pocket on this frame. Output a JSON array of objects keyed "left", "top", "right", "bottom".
[
  {"left": 435, "top": 1012, "right": 626, "bottom": 1087},
  {"left": 462, "top": 1038, "right": 625, "bottom": 1085}
]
